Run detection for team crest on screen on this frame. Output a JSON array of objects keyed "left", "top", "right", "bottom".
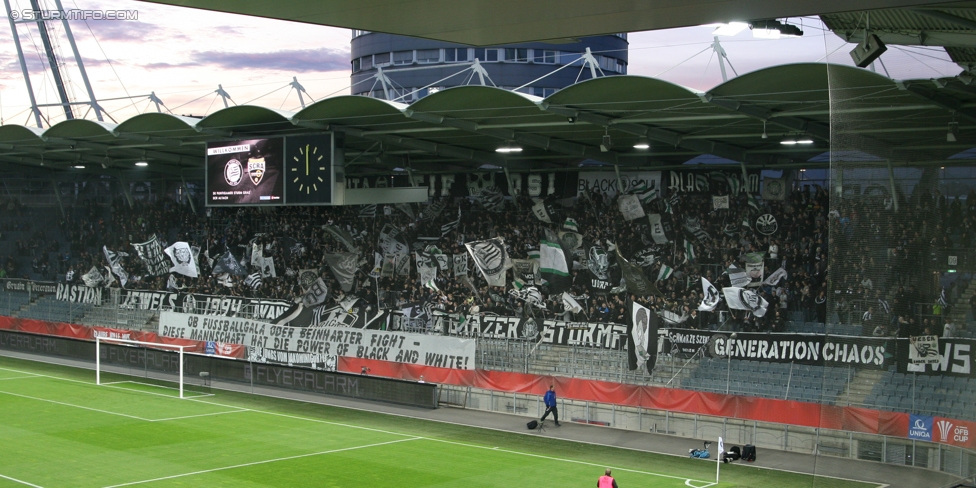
[
  {"left": 248, "top": 158, "right": 266, "bottom": 185},
  {"left": 224, "top": 159, "right": 243, "bottom": 186}
]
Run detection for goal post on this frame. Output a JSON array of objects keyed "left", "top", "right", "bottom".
[{"left": 95, "top": 336, "right": 186, "bottom": 398}]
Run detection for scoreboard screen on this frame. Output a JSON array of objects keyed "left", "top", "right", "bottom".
[{"left": 206, "top": 138, "right": 284, "bottom": 206}]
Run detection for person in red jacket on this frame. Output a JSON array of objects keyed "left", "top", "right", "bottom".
[{"left": 597, "top": 468, "right": 618, "bottom": 488}]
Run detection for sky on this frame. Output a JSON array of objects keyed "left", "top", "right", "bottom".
[{"left": 0, "top": 0, "right": 964, "bottom": 128}]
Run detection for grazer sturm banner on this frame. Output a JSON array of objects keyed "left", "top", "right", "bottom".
[
  {"left": 55, "top": 283, "right": 104, "bottom": 305},
  {"left": 661, "top": 329, "right": 893, "bottom": 368},
  {"left": 159, "top": 311, "right": 477, "bottom": 369},
  {"left": 577, "top": 171, "right": 662, "bottom": 197},
  {"left": 119, "top": 289, "right": 292, "bottom": 320},
  {"left": 434, "top": 312, "right": 627, "bottom": 349}
]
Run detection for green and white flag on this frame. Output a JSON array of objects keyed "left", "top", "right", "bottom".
[
  {"left": 562, "top": 218, "right": 579, "bottom": 232},
  {"left": 540, "top": 229, "right": 571, "bottom": 293},
  {"left": 684, "top": 240, "right": 695, "bottom": 263},
  {"left": 657, "top": 264, "right": 674, "bottom": 282}
]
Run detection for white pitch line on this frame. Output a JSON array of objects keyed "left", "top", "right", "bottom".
[
  {"left": 0, "top": 389, "right": 151, "bottom": 421},
  {"left": 0, "top": 375, "right": 40, "bottom": 381},
  {"left": 101, "top": 436, "right": 422, "bottom": 488},
  {"left": 425, "top": 436, "right": 712, "bottom": 485},
  {"left": 149, "top": 409, "right": 250, "bottom": 422},
  {"left": 0, "top": 473, "right": 43, "bottom": 488}
]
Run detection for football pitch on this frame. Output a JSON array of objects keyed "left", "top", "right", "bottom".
[{"left": 0, "top": 356, "right": 875, "bottom": 488}]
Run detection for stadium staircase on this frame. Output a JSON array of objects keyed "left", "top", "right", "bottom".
[{"left": 836, "top": 368, "right": 885, "bottom": 407}]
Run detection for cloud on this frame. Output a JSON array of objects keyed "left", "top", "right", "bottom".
[
  {"left": 187, "top": 48, "right": 349, "bottom": 73},
  {"left": 80, "top": 19, "right": 187, "bottom": 43}
]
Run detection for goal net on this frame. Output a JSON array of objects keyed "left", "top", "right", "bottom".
[{"left": 95, "top": 337, "right": 205, "bottom": 399}]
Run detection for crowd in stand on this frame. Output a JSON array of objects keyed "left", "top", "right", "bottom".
[{"left": 0, "top": 178, "right": 966, "bottom": 334}]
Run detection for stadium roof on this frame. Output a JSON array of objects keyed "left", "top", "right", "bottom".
[
  {"left": 1, "top": 63, "right": 974, "bottom": 178},
  {"left": 137, "top": 0, "right": 953, "bottom": 46}
]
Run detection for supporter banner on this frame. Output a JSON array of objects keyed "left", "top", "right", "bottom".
[
  {"left": 668, "top": 169, "right": 760, "bottom": 195},
  {"left": 118, "top": 289, "right": 292, "bottom": 320},
  {"left": 909, "top": 335, "right": 941, "bottom": 364},
  {"left": 436, "top": 313, "right": 626, "bottom": 349},
  {"left": 577, "top": 171, "right": 662, "bottom": 197},
  {"left": 662, "top": 329, "right": 892, "bottom": 368},
  {"left": 159, "top": 311, "right": 477, "bottom": 369},
  {"left": 55, "top": 283, "right": 104, "bottom": 305},
  {"left": 1, "top": 279, "right": 57, "bottom": 295},
  {"left": 712, "top": 195, "right": 729, "bottom": 209},
  {"left": 762, "top": 176, "right": 788, "bottom": 201},
  {"left": 899, "top": 337, "right": 976, "bottom": 378},
  {"left": 132, "top": 234, "right": 170, "bottom": 276}
]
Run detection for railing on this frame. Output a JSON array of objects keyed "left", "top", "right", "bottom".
[{"left": 438, "top": 384, "right": 976, "bottom": 479}]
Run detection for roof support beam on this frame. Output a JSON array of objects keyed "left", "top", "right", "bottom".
[
  {"left": 402, "top": 109, "right": 620, "bottom": 164},
  {"left": 540, "top": 103, "right": 762, "bottom": 164},
  {"left": 296, "top": 119, "right": 505, "bottom": 169},
  {"left": 698, "top": 94, "right": 831, "bottom": 141},
  {"left": 897, "top": 80, "right": 976, "bottom": 123}
]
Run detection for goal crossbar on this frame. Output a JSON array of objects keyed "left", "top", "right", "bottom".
[{"left": 95, "top": 336, "right": 187, "bottom": 398}]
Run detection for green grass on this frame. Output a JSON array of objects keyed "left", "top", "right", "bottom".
[{"left": 0, "top": 356, "right": 874, "bottom": 488}]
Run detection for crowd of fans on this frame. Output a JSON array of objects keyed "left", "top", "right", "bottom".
[{"left": 0, "top": 178, "right": 967, "bottom": 335}]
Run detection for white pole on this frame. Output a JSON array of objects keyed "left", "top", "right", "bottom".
[
  {"left": 179, "top": 346, "right": 184, "bottom": 399},
  {"left": 95, "top": 336, "right": 100, "bottom": 385},
  {"left": 716, "top": 436, "right": 723, "bottom": 483}
]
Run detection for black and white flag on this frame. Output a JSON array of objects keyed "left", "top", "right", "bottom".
[
  {"left": 531, "top": 200, "right": 557, "bottom": 223},
  {"left": 325, "top": 225, "right": 359, "bottom": 253},
  {"left": 647, "top": 214, "right": 669, "bottom": 244},
  {"left": 256, "top": 256, "right": 276, "bottom": 278},
  {"left": 509, "top": 284, "right": 546, "bottom": 309},
  {"left": 82, "top": 267, "right": 104, "bottom": 288},
  {"left": 562, "top": 292, "right": 583, "bottom": 314},
  {"left": 465, "top": 238, "right": 509, "bottom": 287},
  {"left": 358, "top": 204, "right": 377, "bottom": 218},
  {"left": 302, "top": 277, "right": 329, "bottom": 307},
  {"left": 244, "top": 272, "right": 263, "bottom": 290},
  {"left": 298, "top": 269, "right": 319, "bottom": 289},
  {"left": 324, "top": 253, "right": 359, "bottom": 292},
  {"left": 163, "top": 241, "right": 198, "bottom": 278},
  {"left": 476, "top": 186, "right": 505, "bottom": 212},
  {"left": 416, "top": 251, "right": 438, "bottom": 287},
  {"left": 723, "top": 287, "right": 769, "bottom": 317},
  {"left": 378, "top": 224, "right": 410, "bottom": 257},
  {"left": 728, "top": 265, "right": 750, "bottom": 288},
  {"left": 441, "top": 207, "right": 462, "bottom": 237},
  {"left": 422, "top": 199, "right": 446, "bottom": 222},
  {"left": 628, "top": 301, "right": 658, "bottom": 373},
  {"left": 618, "top": 193, "right": 645, "bottom": 221},
  {"left": 103, "top": 245, "right": 129, "bottom": 287},
  {"left": 762, "top": 265, "right": 788, "bottom": 286},
  {"left": 132, "top": 234, "right": 170, "bottom": 276},
  {"left": 453, "top": 253, "right": 469, "bottom": 277},
  {"left": 699, "top": 277, "right": 720, "bottom": 311},
  {"left": 512, "top": 258, "right": 541, "bottom": 286},
  {"left": 212, "top": 251, "right": 247, "bottom": 276}
]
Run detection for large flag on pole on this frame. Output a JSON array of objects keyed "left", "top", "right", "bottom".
[
  {"left": 539, "top": 229, "right": 570, "bottom": 293},
  {"left": 163, "top": 241, "right": 198, "bottom": 278},
  {"left": 465, "top": 238, "right": 509, "bottom": 287},
  {"left": 699, "top": 277, "right": 720, "bottom": 311}
]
